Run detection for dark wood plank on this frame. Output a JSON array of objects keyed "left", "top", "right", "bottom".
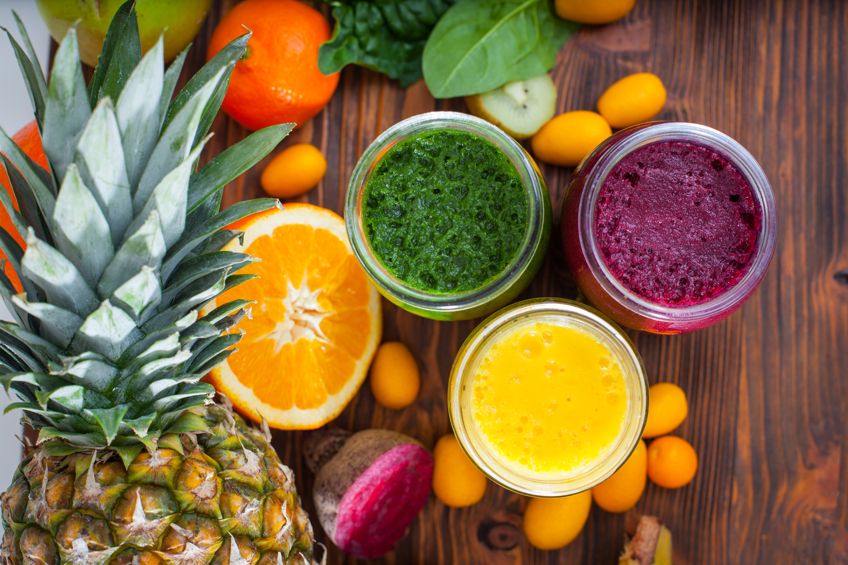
[{"left": 191, "top": 0, "right": 848, "bottom": 562}]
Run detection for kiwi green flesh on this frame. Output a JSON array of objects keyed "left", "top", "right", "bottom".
[{"left": 466, "top": 74, "right": 557, "bottom": 139}]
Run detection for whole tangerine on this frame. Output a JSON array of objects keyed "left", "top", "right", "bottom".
[
  {"left": 207, "top": 0, "right": 339, "bottom": 130},
  {"left": 647, "top": 435, "right": 698, "bottom": 489}
]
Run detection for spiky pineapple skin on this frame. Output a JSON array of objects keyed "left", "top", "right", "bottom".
[
  {"left": 1, "top": 403, "right": 314, "bottom": 564},
  {"left": 0, "top": 2, "right": 319, "bottom": 563}
]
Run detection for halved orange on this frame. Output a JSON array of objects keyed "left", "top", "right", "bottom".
[{"left": 207, "top": 203, "right": 381, "bottom": 429}]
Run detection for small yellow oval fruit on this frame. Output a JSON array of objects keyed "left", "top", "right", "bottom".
[
  {"left": 260, "top": 143, "right": 327, "bottom": 198},
  {"left": 555, "top": 0, "right": 636, "bottom": 24},
  {"left": 523, "top": 491, "right": 592, "bottom": 550},
  {"left": 432, "top": 435, "right": 487, "bottom": 507},
  {"left": 642, "top": 382, "right": 688, "bottom": 438},
  {"left": 597, "top": 72, "right": 667, "bottom": 129},
  {"left": 369, "top": 342, "right": 420, "bottom": 409},
  {"left": 531, "top": 111, "right": 612, "bottom": 167},
  {"left": 647, "top": 435, "right": 698, "bottom": 489},
  {"left": 591, "top": 440, "right": 647, "bottom": 513}
]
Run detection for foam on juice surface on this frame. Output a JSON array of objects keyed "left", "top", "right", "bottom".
[{"left": 470, "top": 320, "right": 628, "bottom": 477}]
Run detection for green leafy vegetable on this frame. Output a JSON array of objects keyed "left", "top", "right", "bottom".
[
  {"left": 318, "top": 0, "right": 455, "bottom": 87},
  {"left": 422, "top": 0, "right": 579, "bottom": 98}
]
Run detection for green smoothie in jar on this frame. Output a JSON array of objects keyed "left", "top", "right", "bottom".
[{"left": 346, "top": 112, "right": 551, "bottom": 321}]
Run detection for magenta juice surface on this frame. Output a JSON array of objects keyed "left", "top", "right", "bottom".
[
  {"left": 561, "top": 122, "right": 776, "bottom": 334},
  {"left": 594, "top": 140, "right": 761, "bottom": 306}
]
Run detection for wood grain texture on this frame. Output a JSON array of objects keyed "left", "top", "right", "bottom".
[{"left": 192, "top": 0, "right": 848, "bottom": 563}]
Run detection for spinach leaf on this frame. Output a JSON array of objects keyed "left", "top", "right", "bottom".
[
  {"left": 319, "top": 0, "right": 455, "bottom": 87},
  {"left": 422, "top": 0, "right": 579, "bottom": 98}
]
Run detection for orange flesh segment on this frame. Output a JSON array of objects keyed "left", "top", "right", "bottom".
[{"left": 208, "top": 205, "right": 380, "bottom": 428}]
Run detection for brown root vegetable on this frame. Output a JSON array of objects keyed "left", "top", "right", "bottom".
[
  {"left": 305, "top": 428, "right": 434, "bottom": 559},
  {"left": 619, "top": 515, "right": 673, "bottom": 565}
]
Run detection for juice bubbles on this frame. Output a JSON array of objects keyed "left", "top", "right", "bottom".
[
  {"left": 449, "top": 299, "right": 647, "bottom": 496},
  {"left": 471, "top": 321, "right": 627, "bottom": 476}
]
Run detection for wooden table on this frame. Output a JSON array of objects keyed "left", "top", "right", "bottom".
[{"left": 196, "top": 1, "right": 848, "bottom": 563}]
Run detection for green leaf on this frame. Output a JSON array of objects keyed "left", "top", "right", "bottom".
[
  {"left": 42, "top": 27, "right": 91, "bottom": 180},
  {"left": 136, "top": 310, "right": 196, "bottom": 345},
  {"left": 190, "top": 349, "right": 235, "bottom": 376},
  {"left": 422, "top": 0, "right": 578, "bottom": 98},
  {"left": 163, "top": 199, "right": 277, "bottom": 281},
  {"left": 74, "top": 98, "right": 132, "bottom": 243},
  {"left": 187, "top": 124, "right": 294, "bottom": 216},
  {"left": 130, "top": 333, "right": 181, "bottom": 369},
  {"left": 111, "top": 266, "right": 161, "bottom": 320},
  {"left": 0, "top": 337, "right": 44, "bottom": 373},
  {"left": 86, "top": 405, "right": 129, "bottom": 445},
  {"left": 88, "top": 1, "right": 142, "bottom": 105},
  {"left": 73, "top": 300, "right": 140, "bottom": 361},
  {"left": 188, "top": 333, "right": 241, "bottom": 373},
  {"left": 174, "top": 270, "right": 228, "bottom": 311},
  {"left": 0, "top": 268, "right": 27, "bottom": 327},
  {"left": 318, "top": 0, "right": 455, "bottom": 86},
  {"left": 0, "top": 321, "right": 61, "bottom": 362},
  {"left": 98, "top": 210, "right": 166, "bottom": 297},
  {"left": 202, "top": 229, "right": 240, "bottom": 255},
  {"left": 44, "top": 385, "right": 85, "bottom": 412},
  {"left": 166, "top": 33, "right": 249, "bottom": 128},
  {"left": 179, "top": 321, "right": 220, "bottom": 344},
  {"left": 135, "top": 67, "right": 225, "bottom": 212},
  {"left": 151, "top": 386, "right": 211, "bottom": 413},
  {"left": 124, "top": 413, "right": 156, "bottom": 438},
  {"left": 165, "top": 410, "right": 209, "bottom": 434},
  {"left": 159, "top": 46, "right": 190, "bottom": 126},
  {"left": 195, "top": 66, "right": 231, "bottom": 147},
  {"left": 4, "top": 401, "right": 37, "bottom": 415},
  {"left": 162, "top": 251, "right": 254, "bottom": 306},
  {"left": 0, "top": 175, "right": 27, "bottom": 240},
  {"left": 114, "top": 444, "right": 145, "bottom": 468},
  {"left": 0, "top": 155, "right": 51, "bottom": 252},
  {"left": 134, "top": 349, "right": 192, "bottom": 384},
  {"left": 3, "top": 14, "right": 47, "bottom": 126},
  {"left": 11, "top": 295, "right": 83, "bottom": 348},
  {"left": 0, "top": 128, "right": 56, "bottom": 227},
  {"left": 21, "top": 230, "right": 98, "bottom": 316},
  {"left": 37, "top": 428, "right": 106, "bottom": 448},
  {"left": 140, "top": 302, "right": 201, "bottom": 339},
  {"left": 40, "top": 440, "right": 85, "bottom": 458},
  {"left": 131, "top": 139, "right": 207, "bottom": 247},
  {"left": 201, "top": 299, "right": 251, "bottom": 326},
  {"left": 158, "top": 433, "right": 184, "bottom": 454},
  {"left": 116, "top": 37, "right": 165, "bottom": 188},
  {"left": 52, "top": 165, "right": 114, "bottom": 286},
  {"left": 0, "top": 227, "right": 24, "bottom": 280},
  {"left": 61, "top": 354, "right": 118, "bottom": 394},
  {"left": 221, "top": 273, "right": 256, "bottom": 294}
]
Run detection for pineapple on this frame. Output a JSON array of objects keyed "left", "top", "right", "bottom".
[{"left": 0, "top": 4, "right": 318, "bottom": 564}]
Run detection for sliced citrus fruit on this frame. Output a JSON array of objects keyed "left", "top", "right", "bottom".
[{"left": 207, "top": 203, "right": 381, "bottom": 429}]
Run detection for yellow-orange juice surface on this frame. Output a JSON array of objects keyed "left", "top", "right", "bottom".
[{"left": 470, "top": 320, "right": 627, "bottom": 476}]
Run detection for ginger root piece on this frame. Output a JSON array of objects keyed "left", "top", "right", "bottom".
[{"left": 619, "top": 515, "right": 673, "bottom": 565}]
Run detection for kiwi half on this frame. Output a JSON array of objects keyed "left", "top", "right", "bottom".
[{"left": 466, "top": 74, "right": 557, "bottom": 140}]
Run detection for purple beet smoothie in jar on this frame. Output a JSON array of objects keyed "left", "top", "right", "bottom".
[{"left": 560, "top": 123, "right": 776, "bottom": 334}]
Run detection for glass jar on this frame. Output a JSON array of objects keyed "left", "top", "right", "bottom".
[
  {"left": 448, "top": 298, "right": 648, "bottom": 497},
  {"left": 561, "top": 122, "right": 777, "bottom": 334},
  {"left": 345, "top": 112, "right": 551, "bottom": 321}
]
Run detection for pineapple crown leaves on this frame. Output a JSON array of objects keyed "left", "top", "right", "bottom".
[{"left": 0, "top": 2, "right": 294, "bottom": 452}]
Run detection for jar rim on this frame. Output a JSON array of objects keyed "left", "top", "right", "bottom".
[
  {"left": 577, "top": 122, "right": 777, "bottom": 323},
  {"left": 448, "top": 298, "right": 648, "bottom": 497},
  {"left": 344, "top": 111, "right": 547, "bottom": 315}
]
